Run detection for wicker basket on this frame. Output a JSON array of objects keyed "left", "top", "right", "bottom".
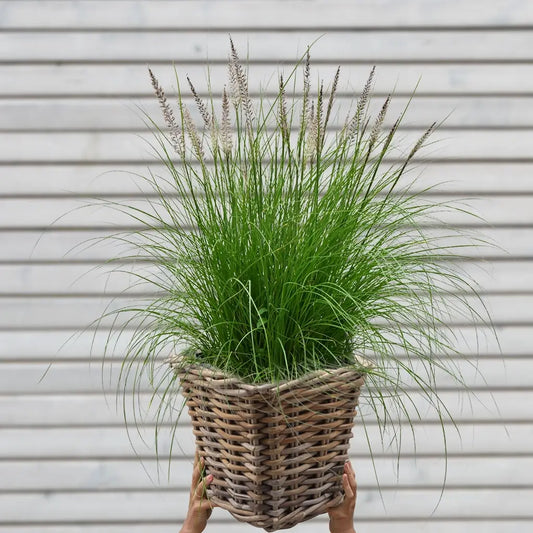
[{"left": 173, "top": 360, "right": 366, "bottom": 531}]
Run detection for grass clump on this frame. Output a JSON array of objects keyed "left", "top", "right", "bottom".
[{"left": 101, "top": 41, "right": 491, "bottom": 437}]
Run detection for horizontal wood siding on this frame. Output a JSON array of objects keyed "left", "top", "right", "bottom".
[{"left": 0, "top": 1, "right": 532, "bottom": 531}]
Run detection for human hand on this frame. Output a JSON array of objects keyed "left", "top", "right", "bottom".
[
  {"left": 327, "top": 461, "right": 357, "bottom": 533},
  {"left": 180, "top": 452, "right": 216, "bottom": 533}
]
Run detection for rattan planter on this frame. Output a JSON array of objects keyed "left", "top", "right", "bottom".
[{"left": 173, "top": 360, "right": 366, "bottom": 531}]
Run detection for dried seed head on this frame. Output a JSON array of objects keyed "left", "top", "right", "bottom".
[
  {"left": 315, "top": 81, "right": 325, "bottom": 149},
  {"left": 357, "top": 66, "right": 375, "bottom": 120},
  {"left": 369, "top": 94, "right": 391, "bottom": 147},
  {"left": 221, "top": 86, "right": 232, "bottom": 156},
  {"left": 279, "top": 74, "right": 290, "bottom": 146},
  {"left": 148, "top": 68, "right": 185, "bottom": 157},
  {"left": 408, "top": 122, "right": 436, "bottom": 160},
  {"left": 299, "top": 48, "right": 312, "bottom": 145},
  {"left": 302, "top": 50, "right": 311, "bottom": 111},
  {"left": 228, "top": 37, "right": 255, "bottom": 131},
  {"left": 304, "top": 102, "right": 318, "bottom": 164},
  {"left": 187, "top": 76, "right": 211, "bottom": 129},
  {"left": 304, "top": 49, "right": 311, "bottom": 92},
  {"left": 347, "top": 66, "right": 376, "bottom": 139},
  {"left": 228, "top": 58, "right": 241, "bottom": 107},
  {"left": 204, "top": 104, "right": 218, "bottom": 156},
  {"left": 183, "top": 105, "right": 204, "bottom": 161},
  {"left": 383, "top": 116, "right": 402, "bottom": 150},
  {"left": 308, "top": 100, "right": 315, "bottom": 125},
  {"left": 324, "top": 66, "right": 340, "bottom": 131},
  {"left": 317, "top": 80, "right": 324, "bottom": 123}
]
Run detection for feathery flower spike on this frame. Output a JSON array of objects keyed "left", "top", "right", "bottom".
[{"left": 148, "top": 68, "right": 185, "bottom": 157}]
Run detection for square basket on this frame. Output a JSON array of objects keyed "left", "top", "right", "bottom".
[{"left": 173, "top": 360, "right": 365, "bottom": 531}]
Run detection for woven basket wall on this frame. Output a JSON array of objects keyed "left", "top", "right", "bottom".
[{"left": 173, "top": 361, "right": 366, "bottom": 531}]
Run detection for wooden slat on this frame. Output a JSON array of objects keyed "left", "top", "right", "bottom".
[
  {"left": 1, "top": 227, "right": 529, "bottom": 262},
  {"left": 0, "top": 325, "right": 519, "bottom": 361},
  {"left": 3, "top": 97, "right": 533, "bottom": 131},
  {"left": 1, "top": 162, "right": 532, "bottom": 195},
  {"left": 3, "top": 456, "right": 533, "bottom": 491},
  {"left": 1, "top": 130, "right": 531, "bottom": 163},
  {"left": 0, "top": 263, "right": 155, "bottom": 295},
  {"left": 0, "top": 488, "right": 531, "bottom": 521},
  {"left": 0, "top": 423, "right": 531, "bottom": 458},
  {"left": 4, "top": 64, "right": 533, "bottom": 96},
  {"left": 2, "top": 31, "right": 533, "bottom": 62},
  {"left": 1, "top": 488, "right": 532, "bottom": 521},
  {"left": 0, "top": 357, "right": 522, "bottom": 394},
  {"left": 0, "top": 260, "right": 530, "bottom": 295},
  {"left": 0, "top": 390, "right": 527, "bottom": 426},
  {"left": 0, "top": 195, "right": 531, "bottom": 229},
  {"left": 0, "top": 294, "right": 527, "bottom": 329},
  {"left": 0, "top": 230, "right": 130, "bottom": 263},
  {"left": 1, "top": 1, "right": 533, "bottom": 29},
  {"left": 0, "top": 361, "right": 157, "bottom": 394}
]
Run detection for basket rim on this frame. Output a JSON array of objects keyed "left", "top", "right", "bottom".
[{"left": 169, "top": 353, "right": 372, "bottom": 395}]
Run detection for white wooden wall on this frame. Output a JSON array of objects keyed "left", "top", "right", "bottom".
[{"left": 1, "top": 1, "right": 533, "bottom": 531}]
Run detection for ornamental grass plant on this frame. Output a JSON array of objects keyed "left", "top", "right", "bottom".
[{"left": 97, "top": 40, "right": 491, "bottom": 465}]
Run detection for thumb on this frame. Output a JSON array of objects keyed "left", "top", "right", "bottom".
[{"left": 195, "top": 473, "right": 214, "bottom": 498}]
